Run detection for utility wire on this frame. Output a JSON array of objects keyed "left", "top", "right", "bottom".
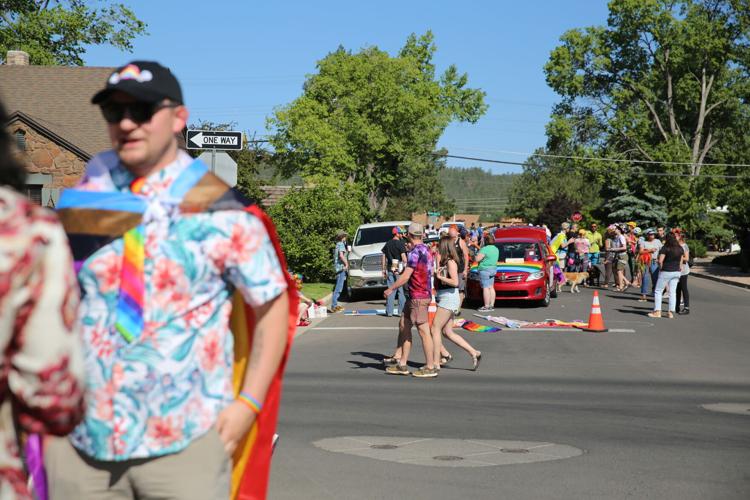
[
  {"left": 440, "top": 154, "right": 744, "bottom": 179},
  {"left": 445, "top": 147, "right": 750, "bottom": 169}
]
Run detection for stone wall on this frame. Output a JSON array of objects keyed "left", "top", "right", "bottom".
[{"left": 11, "top": 119, "right": 87, "bottom": 188}]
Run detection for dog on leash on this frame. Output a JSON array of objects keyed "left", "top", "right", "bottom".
[{"left": 558, "top": 272, "right": 590, "bottom": 293}]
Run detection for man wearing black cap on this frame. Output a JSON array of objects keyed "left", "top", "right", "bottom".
[{"left": 46, "top": 61, "right": 292, "bottom": 499}]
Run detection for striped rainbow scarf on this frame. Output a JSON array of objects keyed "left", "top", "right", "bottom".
[{"left": 115, "top": 177, "right": 146, "bottom": 342}]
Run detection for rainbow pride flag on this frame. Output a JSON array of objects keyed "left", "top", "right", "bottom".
[{"left": 460, "top": 321, "right": 501, "bottom": 333}]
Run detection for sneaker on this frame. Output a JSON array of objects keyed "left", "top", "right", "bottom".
[
  {"left": 332, "top": 305, "right": 345, "bottom": 313},
  {"left": 477, "top": 306, "right": 494, "bottom": 312},
  {"left": 382, "top": 356, "right": 399, "bottom": 366},
  {"left": 678, "top": 308, "right": 690, "bottom": 315},
  {"left": 385, "top": 364, "right": 410, "bottom": 376},
  {"left": 412, "top": 367, "right": 438, "bottom": 378}
]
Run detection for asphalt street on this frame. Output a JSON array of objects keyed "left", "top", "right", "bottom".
[{"left": 269, "top": 278, "right": 750, "bottom": 500}]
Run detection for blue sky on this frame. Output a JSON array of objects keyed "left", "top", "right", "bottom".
[{"left": 84, "top": 1, "right": 610, "bottom": 174}]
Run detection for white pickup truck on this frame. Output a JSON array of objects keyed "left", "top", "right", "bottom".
[{"left": 346, "top": 220, "right": 411, "bottom": 295}]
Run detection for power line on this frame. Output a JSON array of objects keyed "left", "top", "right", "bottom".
[
  {"left": 441, "top": 154, "right": 745, "bottom": 179},
  {"left": 446, "top": 146, "right": 750, "bottom": 169}
]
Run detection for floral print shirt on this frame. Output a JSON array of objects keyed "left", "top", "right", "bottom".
[
  {"left": 67, "top": 151, "right": 287, "bottom": 461},
  {"left": 0, "top": 187, "right": 85, "bottom": 499}
]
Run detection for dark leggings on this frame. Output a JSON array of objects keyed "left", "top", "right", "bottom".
[{"left": 676, "top": 275, "right": 689, "bottom": 309}]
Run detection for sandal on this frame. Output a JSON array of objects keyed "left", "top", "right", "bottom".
[
  {"left": 440, "top": 353, "right": 453, "bottom": 365},
  {"left": 472, "top": 352, "right": 482, "bottom": 371}
]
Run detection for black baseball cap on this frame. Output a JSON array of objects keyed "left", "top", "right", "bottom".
[{"left": 91, "top": 61, "right": 184, "bottom": 105}]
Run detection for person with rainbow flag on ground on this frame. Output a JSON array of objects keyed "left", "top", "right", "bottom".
[{"left": 46, "top": 61, "right": 296, "bottom": 500}]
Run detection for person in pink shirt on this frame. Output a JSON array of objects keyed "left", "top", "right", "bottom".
[{"left": 574, "top": 229, "right": 591, "bottom": 271}]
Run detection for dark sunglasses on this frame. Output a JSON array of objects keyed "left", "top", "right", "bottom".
[{"left": 100, "top": 101, "right": 180, "bottom": 124}]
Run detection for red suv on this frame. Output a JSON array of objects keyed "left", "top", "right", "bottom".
[{"left": 466, "top": 226, "right": 557, "bottom": 307}]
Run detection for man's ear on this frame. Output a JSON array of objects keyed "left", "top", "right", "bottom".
[{"left": 173, "top": 106, "right": 189, "bottom": 134}]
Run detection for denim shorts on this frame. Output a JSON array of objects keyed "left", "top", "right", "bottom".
[
  {"left": 436, "top": 288, "right": 460, "bottom": 313},
  {"left": 478, "top": 269, "right": 496, "bottom": 288}
]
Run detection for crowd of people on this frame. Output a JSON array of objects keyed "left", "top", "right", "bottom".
[
  {"left": 319, "top": 217, "right": 693, "bottom": 380},
  {"left": 548, "top": 221, "right": 691, "bottom": 317}
]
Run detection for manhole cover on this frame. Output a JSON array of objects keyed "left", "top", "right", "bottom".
[
  {"left": 313, "top": 436, "right": 584, "bottom": 467},
  {"left": 701, "top": 403, "right": 750, "bottom": 416}
]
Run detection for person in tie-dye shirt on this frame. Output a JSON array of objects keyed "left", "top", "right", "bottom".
[
  {"left": 45, "top": 61, "right": 290, "bottom": 500},
  {"left": 383, "top": 223, "right": 438, "bottom": 378}
]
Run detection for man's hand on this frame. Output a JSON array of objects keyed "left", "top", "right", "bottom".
[
  {"left": 384, "top": 287, "right": 393, "bottom": 298},
  {"left": 216, "top": 400, "right": 257, "bottom": 456}
]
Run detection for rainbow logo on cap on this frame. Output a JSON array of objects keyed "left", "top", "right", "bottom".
[{"left": 109, "top": 64, "right": 153, "bottom": 84}]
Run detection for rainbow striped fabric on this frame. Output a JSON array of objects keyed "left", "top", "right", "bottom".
[
  {"left": 470, "top": 262, "right": 544, "bottom": 273},
  {"left": 460, "top": 321, "right": 501, "bottom": 333}
]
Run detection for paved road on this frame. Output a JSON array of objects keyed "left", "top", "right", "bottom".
[{"left": 269, "top": 279, "right": 750, "bottom": 500}]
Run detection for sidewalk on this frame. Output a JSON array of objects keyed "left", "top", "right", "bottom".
[
  {"left": 295, "top": 291, "right": 333, "bottom": 337},
  {"left": 690, "top": 256, "right": 750, "bottom": 290}
]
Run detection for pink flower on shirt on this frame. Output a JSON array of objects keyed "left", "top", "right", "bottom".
[
  {"left": 199, "top": 329, "right": 223, "bottom": 373},
  {"left": 88, "top": 252, "right": 121, "bottom": 293},
  {"left": 146, "top": 416, "right": 183, "bottom": 448}
]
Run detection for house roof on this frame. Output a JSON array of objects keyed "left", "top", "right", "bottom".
[{"left": 0, "top": 65, "right": 115, "bottom": 158}]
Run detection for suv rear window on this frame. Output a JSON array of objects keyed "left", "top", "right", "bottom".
[
  {"left": 354, "top": 226, "right": 394, "bottom": 246},
  {"left": 496, "top": 242, "right": 543, "bottom": 262}
]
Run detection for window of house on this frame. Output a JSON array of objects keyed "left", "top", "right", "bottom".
[
  {"left": 15, "top": 130, "right": 26, "bottom": 151},
  {"left": 24, "top": 185, "right": 42, "bottom": 205}
]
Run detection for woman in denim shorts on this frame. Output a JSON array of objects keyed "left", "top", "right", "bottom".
[{"left": 432, "top": 236, "right": 482, "bottom": 370}]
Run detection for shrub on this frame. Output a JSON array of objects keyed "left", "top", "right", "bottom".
[
  {"left": 686, "top": 239, "right": 707, "bottom": 259},
  {"left": 268, "top": 177, "right": 369, "bottom": 281}
]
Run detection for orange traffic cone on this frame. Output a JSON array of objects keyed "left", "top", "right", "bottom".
[
  {"left": 428, "top": 295, "right": 438, "bottom": 326},
  {"left": 582, "top": 290, "right": 608, "bottom": 332}
]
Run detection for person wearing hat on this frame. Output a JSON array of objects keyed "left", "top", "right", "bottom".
[
  {"left": 331, "top": 230, "right": 349, "bottom": 313},
  {"left": 381, "top": 227, "right": 407, "bottom": 316},
  {"left": 47, "top": 61, "right": 293, "bottom": 499},
  {"left": 384, "top": 222, "right": 438, "bottom": 378},
  {"left": 638, "top": 229, "right": 663, "bottom": 301}
]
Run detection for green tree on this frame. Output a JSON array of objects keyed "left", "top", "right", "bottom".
[
  {"left": 0, "top": 1, "right": 147, "bottom": 65},
  {"left": 508, "top": 151, "right": 604, "bottom": 224},
  {"left": 604, "top": 189, "right": 668, "bottom": 227},
  {"left": 267, "top": 177, "right": 369, "bottom": 281},
  {"left": 268, "top": 31, "right": 487, "bottom": 216},
  {"left": 543, "top": 0, "right": 750, "bottom": 233}
]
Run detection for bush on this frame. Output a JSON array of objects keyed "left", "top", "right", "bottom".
[
  {"left": 686, "top": 239, "right": 707, "bottom": 259},
  {"left": 268, "top": 178, "right": 369, "bottom": 281}
]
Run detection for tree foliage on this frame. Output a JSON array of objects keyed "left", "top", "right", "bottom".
[
  {"left": 536, "top": 0, "right": 750, "bottom": 236},
  {"left": 268, "top": 31, "right": 487, "bottom": 216},
  {"left": 438, "top": 166, "right": 517, "bottom": 222},
  {"left": 604, "top": 189, "right": 668, "bottom": 227},
  {"left": 508, "top": 152, "right": 604, "bottom": 224},
  {"left": 0, "top": 0, "right": 147, "bottom": 65},
  {"left": 267, "top": 178, "right": 369, "bottom": 281}
]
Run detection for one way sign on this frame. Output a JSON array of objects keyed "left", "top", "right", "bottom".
[{"left": 186, "top": 130, "right": 243, "bottom": 150}]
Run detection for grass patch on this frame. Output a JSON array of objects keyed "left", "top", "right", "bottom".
[{"left": 301, "top": 282, "right": 333, "bottom": 301}]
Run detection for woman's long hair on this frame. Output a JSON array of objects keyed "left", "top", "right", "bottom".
[
  {"left": 0, "top": 100, "right": 26, "bottom": 191},
  {"left": 664, "top": 232, "right": 681, "bottom": 249},
  {"left": 438, "top": 235, "right": 459, "bottom": 264}
]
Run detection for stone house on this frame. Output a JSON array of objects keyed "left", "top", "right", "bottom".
[{"left": 0, "top": 50, "right": 114, "bottom": 206}]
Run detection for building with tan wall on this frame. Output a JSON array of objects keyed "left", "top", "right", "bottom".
[{"left": 1, "top": 50, "right": 114, "bottom": 206}]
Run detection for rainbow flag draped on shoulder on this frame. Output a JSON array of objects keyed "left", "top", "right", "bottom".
[{"left": 56, "top": 156, "right": 296, "bottom": 500}]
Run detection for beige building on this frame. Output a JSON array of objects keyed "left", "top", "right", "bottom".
[{"left": 1, "top": 50, "right": 114, "bottom": 206}]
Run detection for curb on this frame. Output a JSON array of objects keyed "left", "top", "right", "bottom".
[{"left": 689, "top": 271, "right": 750, "bottom": 290}]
